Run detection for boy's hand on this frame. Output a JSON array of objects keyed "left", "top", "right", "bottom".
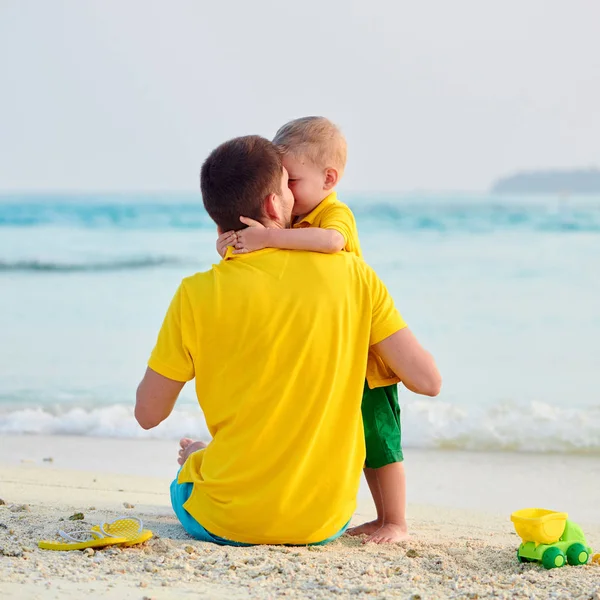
[
  {"left": 216, "top": 230, "right": 236, "bottom": 258},
  {"left": 234, "top": 217, "right": 267, "bottom": 254}
]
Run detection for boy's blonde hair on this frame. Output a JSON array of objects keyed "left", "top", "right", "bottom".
[{"left": 273, "top": 116, "right": 347, "bottom": 175}]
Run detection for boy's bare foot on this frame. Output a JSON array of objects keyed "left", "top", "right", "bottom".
[
  {"left": 364, "top": 522, "right": 409, "bottom": 544},
  {"left": 177, "top": 438, "right": 207, "bottom": 465},
  {"left": 346, "top": 519, "right": 383, "bottom": 537}
]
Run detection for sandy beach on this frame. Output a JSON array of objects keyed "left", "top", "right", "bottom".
[
  {"left": 3, "top": 1, "right": 600, "bottom": 598},
  {"left": 1, "top": 436, "right": 599, "bottom": 599}
]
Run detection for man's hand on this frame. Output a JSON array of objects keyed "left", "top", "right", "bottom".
[
  {"left": 233, "top": 217, "right": 268, "bottom": 254},
  {"left": 216, "top": 230, "right": 237, "bottom": 258}
]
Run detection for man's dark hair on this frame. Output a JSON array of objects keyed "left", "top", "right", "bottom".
[{"left": 201, "top": 135, "right": 283, "bottom": 232}]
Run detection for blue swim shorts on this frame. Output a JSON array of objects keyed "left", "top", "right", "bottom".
[{"left": 170, "top": 473, "right": 349, "bottom": 546}]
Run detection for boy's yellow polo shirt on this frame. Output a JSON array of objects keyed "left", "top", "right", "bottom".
[
  {"left": 149, "top": 248, "right": 406, "bottom": 545},
  {"left": 294, "top": 192, "right": 400, "bottom": 389},
  {"left": 293, "top": 191, "right": 362, "bottom": 257}
]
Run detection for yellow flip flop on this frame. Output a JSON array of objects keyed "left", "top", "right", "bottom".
[
  {"left": 39, "top": 527, "right": 127, "bottom": 551},
  {"left": 92, "top": 516, "right": 153, "bottom": 547}
]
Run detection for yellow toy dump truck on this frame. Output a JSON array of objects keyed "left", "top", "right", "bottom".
[{"left": 511, "top": 508, "right": 592, "bottom": 569}]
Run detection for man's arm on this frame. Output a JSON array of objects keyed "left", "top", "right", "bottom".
[
  {"left": 136, "top": 282, "right": 195, "bottom": 430},
  {"left": 135, "top": 367, "right": 185, "bottom": 430},
  {"left": 372, "top": 329, "right": 441, "bottom": 397}
]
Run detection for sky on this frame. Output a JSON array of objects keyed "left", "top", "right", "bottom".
[{"left": 1, "top": 0, "right": 599, "bottom": 193}]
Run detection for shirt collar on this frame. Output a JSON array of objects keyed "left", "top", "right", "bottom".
[
  {"left": 223, "top": 246, "right": 276, "bottom": 261},
  {"left": 294, "top": 192, "right": 338, "bottom": 227},
  {"left": 223, "top": 246, "right": 236, "bottom": 260}
]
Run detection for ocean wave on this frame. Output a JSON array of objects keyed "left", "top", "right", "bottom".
[
  {"left": 0, "top": 405, "right": 209, "bottom": 440},
  {"left": 352, "top": 203, "right": 600, "bottom": 233},
  {"left": 1, "top": 196, "right": 600, "bottom": 233},
  {"left": 2, "top": 400, "right": 599, "bottom": 454},
  {"left": 405, "top": 399, "right": 600, "bottom": 453},
  {"left": 0, "top": 200, "right": 213, "bottom": 229},
  {"left": 0, "top": 257, "right": 184, "bottom": 272}
]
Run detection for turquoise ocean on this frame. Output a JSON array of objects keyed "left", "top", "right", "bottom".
[{"left": 1, "top": 193, "right": 599, "bottom": 453}]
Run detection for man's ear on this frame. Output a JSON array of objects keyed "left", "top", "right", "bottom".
[
  {"left": 323, "top": 167, "right": 339, "bottom": 191},
  {"left": 263, "top": 193, "right": 279, "bottom": 221},
  {"left": 217, "top": 226, "right": 224, "bottom": 235}
]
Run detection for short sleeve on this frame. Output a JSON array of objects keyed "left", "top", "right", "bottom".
[
  {"left": 148, "top": 284, "right": 196, "bottom": 382},
  {"left": 364, "top": 265, "right": 407, "bottom": 346},
  {"left": 318, "top": 204, "right": 362, "bottom": 257}
]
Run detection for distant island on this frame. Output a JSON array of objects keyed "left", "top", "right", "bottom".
[{"left": 491, "top": 168, "right": 600, "bottom": 194}]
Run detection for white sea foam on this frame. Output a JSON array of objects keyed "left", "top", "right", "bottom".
[
  {"left": 0, "top": 405, "right": 210, "bottom": 441},
  {"left": 2, "top": 400, "right": 599, "bottom": 454},
  {"left": 402, "top": 399, "right": 600, "bottom": 453}
]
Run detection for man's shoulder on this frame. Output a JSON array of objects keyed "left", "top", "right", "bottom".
[
  {"left": 305, "top": 246, "right": 368, "bottom": 271},
  {"left": 180, "top": 250, "right": 371, "bottom": 283},
  {"left": 329, "top": 251, "right": 376, "bottom": 282},
  {"left": 180, "top": 251, "right": 289, "bottom": 286},
  {"left": 180, "top": 268, "right": 218, "bottom": 295}
]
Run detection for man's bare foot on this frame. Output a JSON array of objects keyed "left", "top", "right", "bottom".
[
  {"left": 346, "top": 519, "right": 383, "bottom": 537},
  {"left": 177, "top": 438, "right": 207, "bottom": 465},
  {"left": 364, "top": 522, "right": 409, "bottom": 544}
]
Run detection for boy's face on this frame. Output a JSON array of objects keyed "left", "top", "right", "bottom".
[
  {"left": 281, "top": 154, "right": 329, "bottom": 217},
  {"left": 275, "top": 167, "right": 295, "bottom": 228}
]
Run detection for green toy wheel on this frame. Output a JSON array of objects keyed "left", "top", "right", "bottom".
[
  {"left": 517, "top": 550, "right": 532, "bottom": 563},
  {"left": 542, "top": 547, "right": 566, "bottom": 570},
  {"left": 566, "top": 543, "right": 589, "bottom": 566}
]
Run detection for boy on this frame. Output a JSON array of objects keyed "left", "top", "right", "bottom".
[{"left": 216, "top": 117, "right": 408, "bottom": 544}]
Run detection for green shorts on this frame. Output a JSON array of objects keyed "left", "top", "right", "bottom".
[{"left": 362, "top": 381, "right": 403, "bottom": 469}]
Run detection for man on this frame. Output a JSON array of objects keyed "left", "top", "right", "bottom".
[{"left": 135, "top": 135, "right": 441, "bottom": 546}]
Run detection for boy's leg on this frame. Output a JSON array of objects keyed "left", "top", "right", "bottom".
[
  {"left": 347, "top": 467, "right": 385, "bottom": 536},
  {"left": 365, "top": 461, "right": 407, "bottom": 543},
  {"left": 364, "top": 467, "right": 384, "bottom": 524},
  {"left": 347, "top": 382, "right": 408, "bottom": 543}
]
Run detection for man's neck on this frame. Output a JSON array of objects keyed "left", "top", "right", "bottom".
[{"left": 261, "top": 218, "right": 287, "bottom": 230}]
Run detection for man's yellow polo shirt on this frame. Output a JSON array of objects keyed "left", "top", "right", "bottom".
[
  {"left": 149, "top": 248, "right": 406, "bottom": 545},
  {"left": 294, "top": 192, "right": 400, "bottom": 388}
]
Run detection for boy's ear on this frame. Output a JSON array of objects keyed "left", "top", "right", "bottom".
[{"left": 323, "top": 167, "right": 339, "bottom": 191}]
